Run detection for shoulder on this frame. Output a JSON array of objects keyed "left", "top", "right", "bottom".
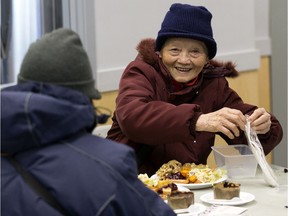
[
  {"left": 203, "top": 60, "right": 239, "bottom": 78},
  {"left": 135, "top": 38, "right": 159, "bottom": 67},
  {"left": 74, "top": 134, "right": 137, "bottom": 164}
]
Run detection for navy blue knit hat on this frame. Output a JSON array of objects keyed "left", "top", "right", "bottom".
[{"left": 156, "top": 3, "right": 217, "bottom": 59}]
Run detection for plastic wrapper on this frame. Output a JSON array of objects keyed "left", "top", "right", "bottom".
[{"left": 244, "top": 116, "right": 279, "bottom": 187}]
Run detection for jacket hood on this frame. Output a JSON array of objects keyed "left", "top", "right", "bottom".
[
  {"left": 136, "top": 38, "right": 239, "bottom": 78},
  {"left": 1, "top": 82, "right": 96, "bottom": 154}
]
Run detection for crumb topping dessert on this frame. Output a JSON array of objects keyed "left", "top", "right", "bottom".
[
  {"left": 213, "top": 181, "right": 241, "bottom": 200},
  {"left": 167, "top": 191, "right": 194, "bottom": 209}
]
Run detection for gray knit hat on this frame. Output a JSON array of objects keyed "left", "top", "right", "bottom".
[{"left": 18, "top": 28, "right": 101, "bottom": 99}]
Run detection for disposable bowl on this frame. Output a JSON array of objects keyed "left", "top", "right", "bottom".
[{"left": 211, "top": 145, "right": 258, "bottom": 178}]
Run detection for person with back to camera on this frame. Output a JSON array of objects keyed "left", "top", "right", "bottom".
[
  {"left": 106, "top": 3, "right": 283, "bottom": 176},
  {"left": 1, "top": 28, "right": 176, "bottom": 216}
]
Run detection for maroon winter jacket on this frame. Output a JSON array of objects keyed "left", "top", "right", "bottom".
[{"left": 107, "top": 38, "right": 283, "bottom": 176}]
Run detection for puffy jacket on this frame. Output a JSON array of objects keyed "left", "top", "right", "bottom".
[
  {"left": 107, "top": 38, "right": 283, "bottom": 176},
  {"left": 1, "top": 82, "right": 175, "bottom": 216}
]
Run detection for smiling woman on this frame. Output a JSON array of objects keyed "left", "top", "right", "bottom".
[{"left": 106, "top": 3, "right": 283, "bottom": 177}]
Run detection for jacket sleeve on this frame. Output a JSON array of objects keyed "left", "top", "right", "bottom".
[{"left": 115, "top": 62, "right": 200, "bottom": 145}]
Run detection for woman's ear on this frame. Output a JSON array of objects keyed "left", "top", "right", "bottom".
[
  {"left": 204, "top": 59, "right": 210, "bottom": 67},
  {"left": 157, "top": 51, "right": 162, "bottom": 58}
]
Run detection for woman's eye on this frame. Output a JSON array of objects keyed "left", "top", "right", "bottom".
[
  {"left": 169, "top": 48, "right": 181, "bottom": 54},
  {"left": 171, "top": 48, "right": 180, "bottom": 52},
  {"left": 191, "top": 49, "right": 200, "bottom": 53},
  {"left": 189, "top": 49, "right": 204, "bottom": 57}
]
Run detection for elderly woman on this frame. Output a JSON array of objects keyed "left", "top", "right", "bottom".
[{"left": 107, "top": 3, "right": 283, "bottom": 176}]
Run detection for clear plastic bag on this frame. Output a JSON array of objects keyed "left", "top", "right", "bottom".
[{"left": 244, "top": 116, "right": 279, "bottom": 187}]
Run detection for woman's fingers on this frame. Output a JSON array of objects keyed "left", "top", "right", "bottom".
[
  {"left": 248, "top": 108, "right": 271, "bottom": 134},
  {"left": 196, "top": 107, "right": 246, "bottom": 139}
]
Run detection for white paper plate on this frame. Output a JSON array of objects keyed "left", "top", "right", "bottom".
[
  {"left": 200, "top": 192, "right": 255, "bottom": 206},
  {"left": 174, "top": 203, "right": 206, "bottom": 215},
  {"left": 176, "top": 175, "right": 228, "bottom": 190},
  {"left": 177, "top": 185, "right": 191, "bottom": 192}
]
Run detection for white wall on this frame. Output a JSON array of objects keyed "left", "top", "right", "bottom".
[
  {"left": 255, "top": 0, "right": 271, "bottom": 56},
  {"left": 94, "top": 0, "right": 270, "bottom": 92},
  {"left": 4, "top": 0, "right": 271, "bottom": 93}
]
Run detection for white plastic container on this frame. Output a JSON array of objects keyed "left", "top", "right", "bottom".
[{"left": 212, "top": 145, "right": 258, "bottom": 178}]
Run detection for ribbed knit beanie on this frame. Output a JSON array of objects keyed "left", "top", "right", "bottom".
[
  {"left": 18, "top": 28, "right": 101, "bottom": 99},
  {"left": 156, "top": 3, "right": 217, "bottom": 59}
]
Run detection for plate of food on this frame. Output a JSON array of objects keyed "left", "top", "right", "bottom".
[
  {"left": 176, "top": 175, "right": 227, "bottom": 189},
  {"left": 138, "top": 172, "right": 207, "bottom": 214},
  {"left": 200, "top": 192, "right": 255, "bottom": 206},
  {"left": 150, "top": 160, "right": 228, "bottom": 190},
  {"left": 200, "top": 180, "right": 255, "bottom": 206},
  {"left": 138, "top": 173, "right": 190, "bottom": 199}
]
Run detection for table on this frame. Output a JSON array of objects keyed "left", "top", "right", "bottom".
[{"left": 191, "top": 165, "right": 288, "bottom": 216}]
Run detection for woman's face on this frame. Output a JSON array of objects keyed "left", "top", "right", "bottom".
[{"left": 159, "top": 38, "right": 208, "bottom": 83}]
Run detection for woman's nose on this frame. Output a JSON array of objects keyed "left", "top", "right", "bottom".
[{"left": 177, "top": 52, "right": 191, "bottom": 64}]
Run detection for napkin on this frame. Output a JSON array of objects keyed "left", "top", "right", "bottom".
[
  {"left": 198, "top": 205, "right": 247, "bottom": 216},
  {"left": 244, "top": 116, "right": 279, "bottom": 187}
]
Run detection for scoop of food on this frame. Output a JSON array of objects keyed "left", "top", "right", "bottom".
[{"left": 155, "top": 160, "right": 226, "bottom": 184}]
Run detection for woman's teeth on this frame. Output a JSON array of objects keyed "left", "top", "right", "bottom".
[{"left": 176, "top": 67, "right": 191, "bottom": 72}]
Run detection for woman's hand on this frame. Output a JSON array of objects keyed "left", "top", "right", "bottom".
[
  {"left": 196, "top": 107, "right": 246, "bottom": 139},
  {"left": 248, "top": 108, "right": 271, "bottom": 134}
]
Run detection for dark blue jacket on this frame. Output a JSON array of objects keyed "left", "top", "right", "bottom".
[{"left": 1, "top": 82, "right": 175, "bottom": 216}]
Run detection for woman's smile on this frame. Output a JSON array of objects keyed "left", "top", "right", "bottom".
[{"left": 175, "top": 67, "right": 192, "bottom": 73}]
